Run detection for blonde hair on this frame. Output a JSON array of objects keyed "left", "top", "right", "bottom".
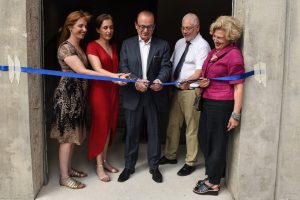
[
  {"left": 210, "top": 16, "right": 243, "bottom": 43},
  {"left": 59, "top": 10, "right": 92, "bottom": 45}
]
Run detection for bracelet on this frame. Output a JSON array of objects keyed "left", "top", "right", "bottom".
[{"left": 231, "top": 112, "right": 241, "bottom": 121}]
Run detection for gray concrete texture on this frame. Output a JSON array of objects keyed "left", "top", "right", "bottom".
[
  {"left": 36, "top": 139, "right": 233, "bottom": 200},
  {"left": 26, "top": 0, "right": 45, "bottom": 197},
  {"left": 276, "top": 0, "right": 300, "bottom": 200},
  {"left": 0, "top": 0, "right": 44, "bottom": 199},
  {"left": 0, "top": 0, "right": 33, "bottom": 199},
  {"left": 227, "top": 0, "right": 300, "bottom": 200}
]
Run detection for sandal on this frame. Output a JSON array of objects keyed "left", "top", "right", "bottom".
[
  {"left": 193, "top": 182, "right": 220, "bottom": 196},
  {"left": 103, "top": 160, "right": 119, "bottom": 173},
  {"left": 97, "top": 164, "right": 110, "bottom": 182},
  {"left": 69, "top": 168, "right": 88, "bottom": 178},
  {"left": 196, "top": 177, "right": 208, "bottom": 187},
  {"left": 59, "top": 176, "right": 86, "bottom": 189}
]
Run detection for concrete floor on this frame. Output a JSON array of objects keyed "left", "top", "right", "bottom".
[{"left": 36, "top": 132, "right": 233, "bottom": 200}]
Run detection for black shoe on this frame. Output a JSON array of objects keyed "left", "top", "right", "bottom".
[
  {"left": 117, "top": 168, "right": 135, "bottom": 182},
  {"left": 150, "top": 168, "right": 163, "bottom": 183},
  {"left": 159, "top": 156, "right": 177, "bottom": 165},
  {"left": 177, "top": 164, "right": 195, "bottom": 176}
]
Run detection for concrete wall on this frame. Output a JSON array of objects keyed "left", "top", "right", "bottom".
[
  {"left": 226, "top": 2, "right": 245, "bottom": 197},
  {"left": 26, "top": 0, "right": 45, "bottom": 196},
  {"left": 0, "top": 0, "right": 44, "bottom": 199},
  {"left": 228, "top": 0, "right": 300, "bottom": 200},
  {"left": 276, "top": 1, "right": 300, "bottom": 200}
]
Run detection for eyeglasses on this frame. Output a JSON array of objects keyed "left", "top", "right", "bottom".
[
  {"left": 137, "top": 24, "right": 155, "bottom": 31},
  {"left": 180, "top": 26, "right": 196, "bottom": 32}
]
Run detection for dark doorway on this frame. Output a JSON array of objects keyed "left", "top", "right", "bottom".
[
  {"left": 43, "top": 0, "right": 160, "bottom": 134},
  {"left": 42, "top": 0, "right": 232, "bottom": 183},
  {"left": 43, "top": 0, "right": 232, "bottom": 131}
]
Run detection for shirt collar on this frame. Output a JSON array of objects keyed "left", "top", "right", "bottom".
[
  {"left": 214, "top": 43, "right": 236, "bottom": 57},
  {"left": 188, "top": 33, "right": 200, "bottom": 44},
  {"left": 138, "top": 36, "right": 152, "bottom": 45}
]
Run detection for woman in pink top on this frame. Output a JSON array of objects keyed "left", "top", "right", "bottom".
[{"left": 193, "top": 16, "right": 245, "bottom": 195}]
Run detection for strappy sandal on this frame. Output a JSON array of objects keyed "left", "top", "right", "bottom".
[
  {"left": 196, "top": 177, "right": 208, "bottom": 187},
  {"left": 193, "top": 182, "right": 220, "bottom": 196},
  {"left": 96, "top": 164, "right": 110, "bottom": 182},
  {"left": 103, "top": 160, "right": 119, "bottom": 173},
  {"left": 69, "top": 168, "right": 88, "bottom": 178},
  {"left": 59, "top": 176, "right": 86, "bottom": 189}
]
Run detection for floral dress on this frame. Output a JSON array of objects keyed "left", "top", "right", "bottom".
[{"left": 50, "top": 41, "right": 88, "bottom": 145}]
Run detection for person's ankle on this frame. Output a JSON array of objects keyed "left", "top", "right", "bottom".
[
  {"left": 212, "top": 184, "right": 220, "bottom": 190},
  {"left": 205, "top": 180, "right": 220, "bottom": 190},
  {"left": 204, "top": 180, "right": 212, "bottom": 186}
]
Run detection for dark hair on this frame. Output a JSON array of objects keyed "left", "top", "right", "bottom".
[
  {"left": 59, "top": 10, "right": 91, "bottom": 45},
  {"left": 95, "top": 14, "right": 113, "bottom": 29}
]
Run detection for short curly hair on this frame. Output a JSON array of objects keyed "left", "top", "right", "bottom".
[{"left": 210, "top": 16, "right": 243, "bottom": 43}]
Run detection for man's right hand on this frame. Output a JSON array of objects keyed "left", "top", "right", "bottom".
[
  {"left": 179, "top": 79, "right": 190, "bottom": 90},
  {"left": 135, "top": 79, "right": 149, "bottom": 92}
]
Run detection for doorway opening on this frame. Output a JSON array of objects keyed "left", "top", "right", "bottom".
[{"left": 42, "top": 0, "right": 232, "bottom": 184}]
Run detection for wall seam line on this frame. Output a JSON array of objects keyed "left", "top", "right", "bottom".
[{"left": 274, "top": 0, "right": 291, "bottom": 199}]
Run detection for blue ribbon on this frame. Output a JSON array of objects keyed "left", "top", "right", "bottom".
[
  {"left": 0, "top": 65, "right": 254, "bottom": 85},
  {"left": 210, "top": 70, "right": 254, "bottom": 81},
  {"left": 0, "top": 65, "right": 8, "bottom": 71},
  {"left": 0, "top": 65, "right": 135, "bottom": 83}
]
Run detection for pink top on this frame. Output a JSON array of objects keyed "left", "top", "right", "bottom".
[{"left": 202, "top": 44, "right": 245, "bottom": 100}]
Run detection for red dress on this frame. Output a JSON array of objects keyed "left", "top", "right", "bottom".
[{"left": 86, "top": 41, "right": 119, "bottom": 160}]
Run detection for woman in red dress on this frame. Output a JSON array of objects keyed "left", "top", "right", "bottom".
[{"left": 87, "top": 14, "right": 126, "bottom": 182}]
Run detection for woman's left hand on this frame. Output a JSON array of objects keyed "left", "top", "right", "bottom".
[
  {"left": 199, "top": 78, "right": 210, "bottom": 88},
  {"left": 113, "top": 73, "right": 130, "bottom": 86},
  {"left": 227, "top": 117, "right": 239, "bottom": 132}
]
